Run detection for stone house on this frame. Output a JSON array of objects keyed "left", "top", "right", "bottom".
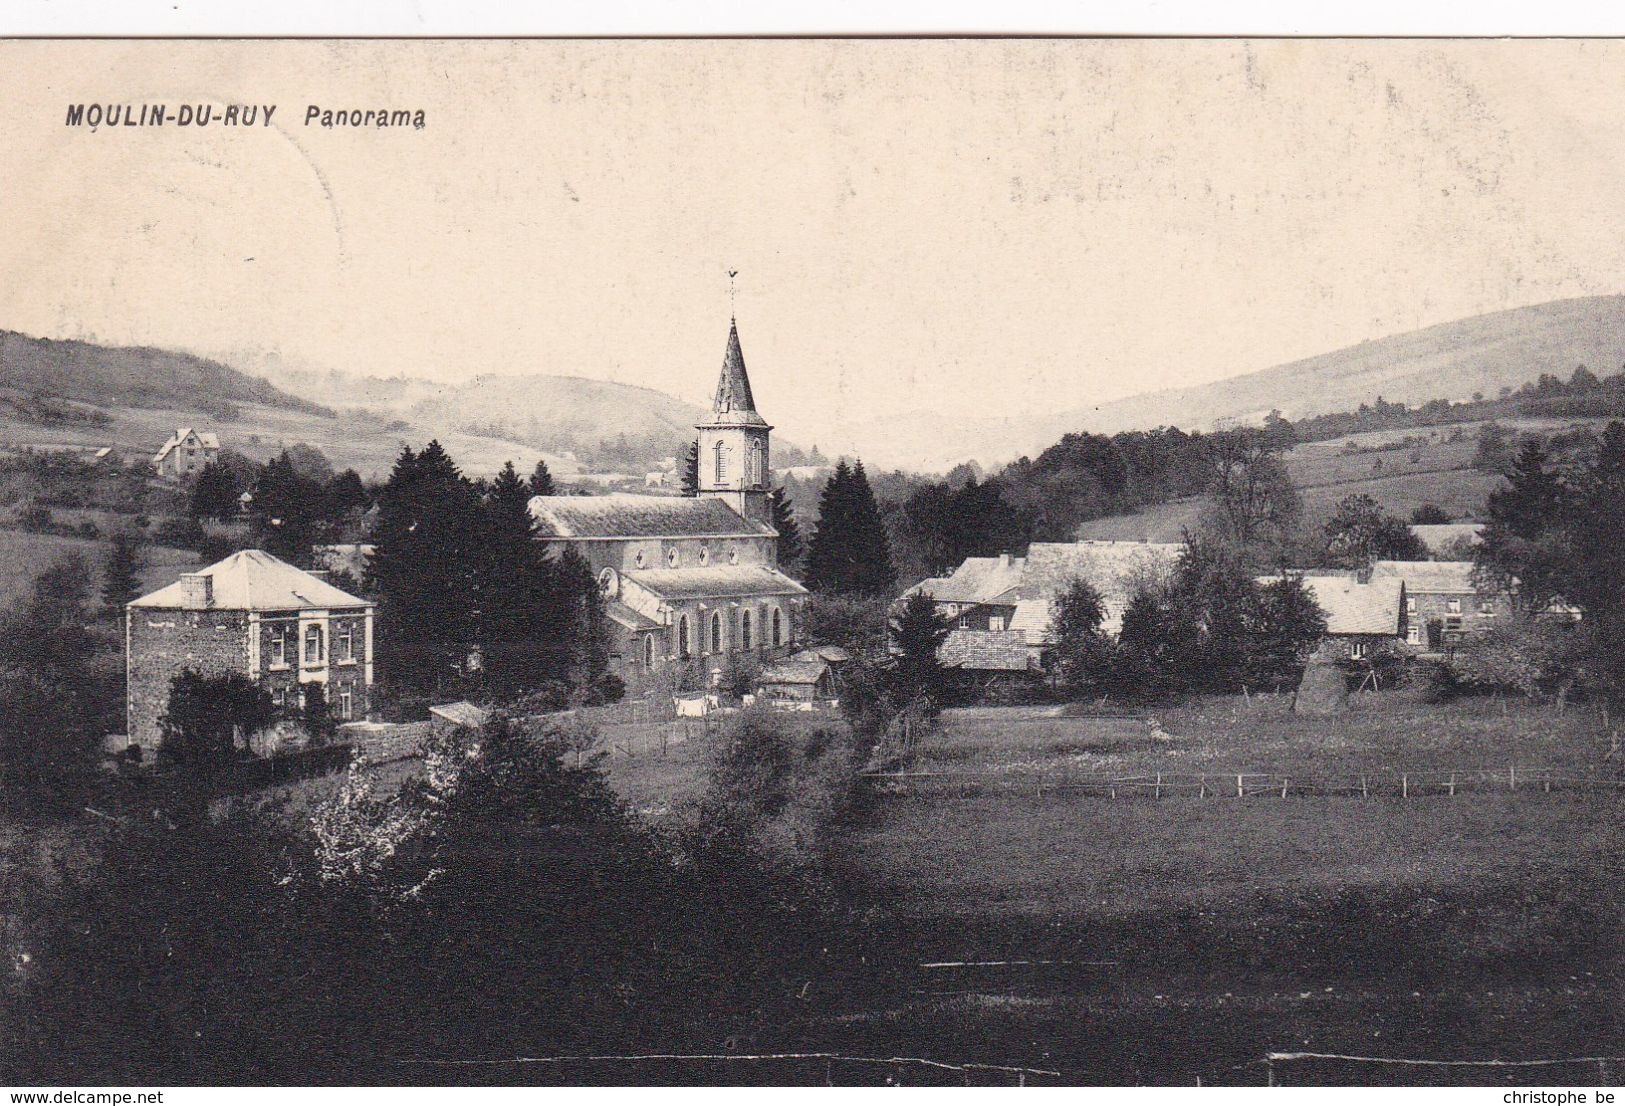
[
  {"left": 901, "top": 540, "right": 1183, "bottom": 673},
  {"left": 151, "top": 427, "right": 219, "bottom": 479},
  {"left": 125, "top": 549, "right": 375, "bottom": 752},
  {"left": 527, "top": 318, "right": 806, "bottom": 695},
  {"left": 1266, "top": 573, "right": 1408, "bottom": 660},
  {"left": 756, "top": 646, "right": 849, "bottom": 707},
  {"left": 1370, "top": 560, "right": 1511, "bottom": 651}
]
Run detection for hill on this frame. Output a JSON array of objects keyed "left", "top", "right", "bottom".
[
  {"left": 0, "top": 330, "right": 329, "bottom": 420},
  {"left": 840, "top": 295, "right": 1625, "bottom": 470}
]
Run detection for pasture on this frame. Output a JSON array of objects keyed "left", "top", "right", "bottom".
[
  {"left": 800, "top": 693, "right": 1625, "bottom": 1084},
  {"left": 0, "top": 526, "right": 199, "bottom": 611}
]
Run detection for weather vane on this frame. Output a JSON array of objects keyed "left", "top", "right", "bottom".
[{"left": 728, "top": 268, "right": 739, "bottom": 320}]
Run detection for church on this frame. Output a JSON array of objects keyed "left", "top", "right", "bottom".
[{"left": 527, "top": 318, "right": 807, "bottom": 693}]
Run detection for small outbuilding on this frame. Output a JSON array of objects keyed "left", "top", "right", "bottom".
[{"left": 757, "top": 646, "right": 849, "bottom": 707}]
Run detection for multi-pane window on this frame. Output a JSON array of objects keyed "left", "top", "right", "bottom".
[
  {"left": 270, "top": 625, "right": 288, "bottom": 667},
  {"left": 713, "top": 441, "right": 728, "bottom": 482},
  {"left": 338, "top": 690, "right": 353, "bottom": 721},
  {"left": 336, "top": 624, "right": 354, "bottom": 663},
  {"left": 1446, "top": 598, "right": 1463, "bottom": 615},
  {"left": 304, "top": 624, "right": 324, "bottom": 665}
]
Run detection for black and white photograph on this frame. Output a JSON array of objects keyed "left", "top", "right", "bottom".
[{"left": 2, "top": 20, "right": 1625, "bottom": 1095}]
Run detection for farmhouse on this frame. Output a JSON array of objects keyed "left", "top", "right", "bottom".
[
  {"left": 527, "top": 318, "right": 806, "bottom": 694},
  {"left": 902, "top": 540, "right": 1182, "bottom": 674},
  {"left": 1371, "top": 559, "right": 1511, "bottom": 650},
  {"left": 125, "top": 549, "right": 375, "bottom": 751},
  {"left": 151, "top": 427, "right": 218, "bottom": 479},
  {"left": 1264, "top": 573, "right": 1408, "bottom": 660}
]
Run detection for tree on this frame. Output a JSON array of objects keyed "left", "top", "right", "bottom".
[
  {"left": 1048, "top": 576, "right": 1114, "bottom": 697},
  {"left": 1115, "top": 586, "right": 1198, "bottom": 698},
  {"left": 770, "top": 486, "right": 803, "bottom": 573},
  {"left": 1559, "top": 420, "right": 1625, "bottom": 702},
  {"left": 680, "top": 440, "right": 699, "bottom": 497},
  {"left": 1410, "top": 503, "right": 1451, "bottom": 525},
  {"left": 366, "top": 442, "right": 485, "bottom": 695},
  {"left": 888, "top": 592, "right": 951, "bottom": 708},
  {"left": 189, "top": 462, "right": 241, "bottom": 520},
  {"left": 804, "top": 460, "right": 896, "bottom": 597},
  {"left": 1249, "top": 574, "right": 1328, "bottom": 690},
  {"left": 102, "top": 530, "right": 144, "bottom": 614},
  {"left": 1204, "top": 427, "right": 1301, "bottom": 556},
  {"left": 301, "top": 682, "right": 338, "bottom": 744},
  {"left": 252, "top": 451, "right": 324, "bottom": 566},
  {"left": 1323, "top": 493, "right": 1427, "bottom": 568},
  {"left": 1476, "top": 438, "right": 1573, "bottom": 612},
  {"left": 157, "top": 669, "right": 276, "bottom": 772},
  {"left": 527, "top": 459, "right": 556, "bottom": 498}
]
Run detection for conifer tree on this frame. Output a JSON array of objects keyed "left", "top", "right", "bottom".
[
  {"left": 888, "top": 591, "right": 951, "bottom": 706},
  {"left": 528, "top": 459, "right": 556, "bottom": 498},
  {"left": 189, "top": 462, "right": 241, "bottom": 520},
  {"left": 805, "top": 460, "right": 896, "bottom": 596},
  {"left": 769, "top": 486, "right": 803, "bottom": 573},
  {"left": 102, "top": 530, "right": 144, "bottom": 615},
  {"left": 680, "top": 440, "right": 700, "bottom": 497}
]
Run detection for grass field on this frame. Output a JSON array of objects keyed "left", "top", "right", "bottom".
[
  {"left": 791, "top": 693, "right": 1625, "bottom": 1084},
  {"left": 0, "top": 526, "right": 198, "bottom": 611}
]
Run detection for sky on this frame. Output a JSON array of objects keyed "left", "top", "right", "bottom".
[{"left": 4, "top": 38, "right": 1625, "bottom": 461}]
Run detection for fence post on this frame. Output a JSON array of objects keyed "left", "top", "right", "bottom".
[
  {"left": 1448, "top": 772, "right": 1456, "bottom": 797},
  {"left": 1401, "top": 773, "right": 1408, "bottom": 799},
  {"left": 1155, "top": 772, "right": 1162, "bottom": 800},
  {"left": 1361, "top": 773, "right": 1368, "bottom": 800},
  {"left": 1510, "top": 764, "right": 1517, "bottom": 792},
  {"left": 1199, "top": 774, "right": 1206, "bottom": 799},
  {"left": 1237, "top": 773, "right": 1244, "bottom": 799},
  {"left": 1281, "top": 777, "right": 1289, "bottom": 799}
]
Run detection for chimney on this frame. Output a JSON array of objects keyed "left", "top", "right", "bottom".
[
  {"left": 178, "top": 572, "right": 213, "bottom": 607},
  {"left": 999, "top": 552, "right": 1011, "bottom": 568},
  {"left": 1356, "top": 564, "right": 1374, "bottom": 585},
  {"left": 305, "top": 569, "right": 331, "bottom": 584}
]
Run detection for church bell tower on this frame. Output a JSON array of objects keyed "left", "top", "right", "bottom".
[{"left": 697, "top": 317, "right": 773, "bottom": 526}]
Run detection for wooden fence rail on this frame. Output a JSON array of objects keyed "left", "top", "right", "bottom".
[{"left": 863, "top": 766, "right": 1625, "bottom": 801}]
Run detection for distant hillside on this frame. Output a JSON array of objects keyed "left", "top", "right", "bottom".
[
  {"left": 837, "top": 295, "right": 1625, "bottom": 470},
  {"left": 0, "top": 330, "right": 331, "bottom": 419}
]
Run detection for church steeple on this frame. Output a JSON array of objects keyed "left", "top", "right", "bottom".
[
  {"left": 697, "top": 313, "right": 773, "bottom": 527},
  {"left": 713, "top": 320, "right": 767, "bottom": 425}
]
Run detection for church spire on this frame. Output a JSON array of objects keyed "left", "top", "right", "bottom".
[{"left": 712, "top": 317, "right": 767, "bottom": 426}]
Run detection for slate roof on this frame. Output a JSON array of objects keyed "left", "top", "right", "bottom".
[
  {"left": 1410, "top": 523, "right": 1484, "bottom": 556},
  {"left": 622, "top": 563, "right": 808, "bottom": 601},
  {"left": 1284, "top": 574, "right": 1405, "bottom": 637},
  {"left": 528, "top": 493, "right": 774, "bottom": 539},
  {"left": 605, "top": 601, "right": 663, "bottom": 632},
  {"left": 903, "top": 555, "right": 1027, "bottom": 605},
  {"left": 129, "top": 549, "right": 371, "bottom": 611},
  {"left": 704, "top": 319, "right": 768, "bottom": 427},
  {"left": 938, "top": 630, "right": 1036, "bottom": 672},
  {"left": 429, "top": 701, "right": 489, "bottom": 729},
  {"left": 1370, "top": 560, "right": 1482, "bottom": 595},
  {"left": 760, "top": 649, "right": 836, "bottom": 686},
  {"left": 151, "top": 427, "right": 219, "bottom": 464}
]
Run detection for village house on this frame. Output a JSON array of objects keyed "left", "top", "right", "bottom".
[
  {"left": 1409, "top": 522, "right": 1484, "bottom": 559},
  {"left": 527, "top": 318, "right": 806, "bottom": 694},
  {"left": 756, "top": 645, "right": 850, "bottom": 708},
  {"left": 125, "top": 549, "right": 375, "bottom": 752},
  {"left": 1261, "top": 572, "right": 1408, "bottom": 660},
  {"left": 901, "top": 540, "right": 1183, "bottom": 677},
  {"left": 1370, "top": 560, "right": 1511, "bottom": 650},
  {"left": 151, "top": 427, "right": 219, "bottom": 479}
]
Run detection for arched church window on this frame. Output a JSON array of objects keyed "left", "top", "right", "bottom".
[
  {"left": 711, "top": 612, "right": 722, "bottom": 654},
  {"left": 772, "top": 607, "right": 782, "bottom": 647},
  {"left": 678, "top": 616, "right": 690, "bottom": 659},
  {"left": 644, "top": 635, "right": 655, "bottom": 669},
  {"left": 713, "top": 440, "right": 728, "bottom": 482},
  {"left": 749, "top": 440, "right": 765, "bottom": 486},
  {"left": 741, "top": 609, "right": 752, "bottom": 651}
]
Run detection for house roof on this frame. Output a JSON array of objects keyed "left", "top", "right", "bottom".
[
  {"left": 622, "top": 563, "right": 808, "bottom": 601},
  {"left": 1282, "top": 574, "right": 1405, "bottom": 636},
  {"left": 151, "top": 427, "right": 218, "bottom": 464},
  {"left": 1370, "top": 560, "right": 1482, "bottom": 595},
  {"left": 605, "top": 601, "right": 663, "bottom": 633},
  {"left": 760, "top": 649, "right": 835, "bottom": 685},
  {"left": 938, "top": 630, "right": 1036, "bottom": 672},
  {"left": 904, "top": 555, "right": 1028, "bottom": 605},
  {"left": 428, "top": 701, "right": 489, "bottom": 729},
  {"left": 1409, "top": 523, "right": 1483, "bottom": 556},
  {"left": 129, "top": 549, "right": 371, "bottom": 611},
  {"left": 704, "top": 319, "right": 768, "bottom": 427},
  {"left": 528, "top": 493, "right": 774, "bottom": 539}
]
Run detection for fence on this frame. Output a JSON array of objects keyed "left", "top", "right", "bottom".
[{"left": 864, "top": 765, "right": 1625, "bottom": 801}]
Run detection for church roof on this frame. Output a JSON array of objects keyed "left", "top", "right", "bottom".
[
  {"left": 622, "top": 563, "right": 807, "bottom": 601},
  {"left": 130, "top": 549, "right": 371, "bottom": 611},
  {"left": 706, "top": 320, "right": 768, "bottom": 427},
  {"left": 528, "top": 493, "right": 774, "bottom": 539}
]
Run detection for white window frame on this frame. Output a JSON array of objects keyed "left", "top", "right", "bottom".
[
  {"left": 304, "top": 623, "right": 324, "bottom": 665},
  {"left": 336, "top": 623, "right": 355, "bottom": 664},
  {"left": 338, "top": 690, "right": 353, "bottom": 721},
  {"left": 269, "top": 625, "right": 289, "bottom": 668}
]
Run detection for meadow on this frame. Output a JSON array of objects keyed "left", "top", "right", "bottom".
[{"left": 0, "top": 526, "right": 198, "bottom": 610}]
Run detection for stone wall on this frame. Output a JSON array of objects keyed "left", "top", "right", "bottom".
[{"left": 126, "top": 608, "right": 251, "bottom": 750}]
